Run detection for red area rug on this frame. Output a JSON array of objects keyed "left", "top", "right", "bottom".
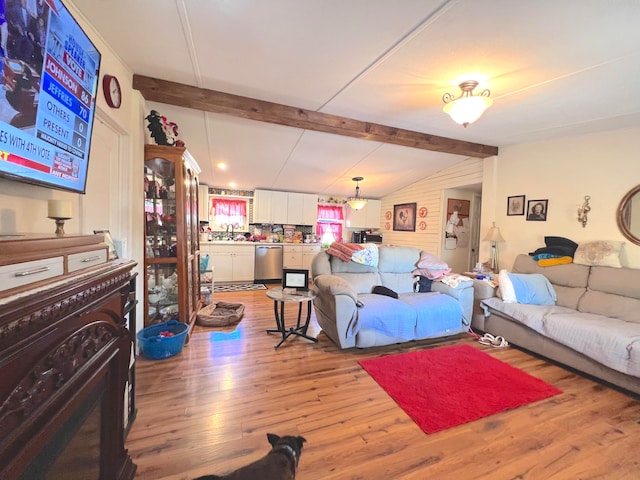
[{"left": 359, "top": 344, "right": 562, "bottom": 434}]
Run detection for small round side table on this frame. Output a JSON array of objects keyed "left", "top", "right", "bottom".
[{"left": 266, "top": 288, "right": 318, "bottom": 349}]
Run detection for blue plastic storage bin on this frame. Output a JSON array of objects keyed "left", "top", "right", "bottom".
[{"left": 137, "top": 320, "right": 189, "bottom": 360}]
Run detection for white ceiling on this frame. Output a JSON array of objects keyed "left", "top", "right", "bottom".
[{"left": 72, "top": 0, "right": 640, "bottom": 198}]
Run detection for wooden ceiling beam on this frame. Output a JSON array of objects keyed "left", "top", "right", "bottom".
[{"left": 133, "top": 75, "right": 499, "bottom": 158}]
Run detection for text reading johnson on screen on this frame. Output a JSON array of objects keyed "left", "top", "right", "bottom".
[{"left": 0, "top": 0, "right": 101, "bottom": 193}]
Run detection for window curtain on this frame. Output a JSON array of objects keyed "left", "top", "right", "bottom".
[
  {"left": 316, "top": 205, "right": 344, "bottom": 242},
  {"left": 210, "top": 198, "right": 247, "bottom": 229}
]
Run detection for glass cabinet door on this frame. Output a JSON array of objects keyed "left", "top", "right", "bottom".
[{"left": 143, "top": 145, "right": 201, "bottom": 333}]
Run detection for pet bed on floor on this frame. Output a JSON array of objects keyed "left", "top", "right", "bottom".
[{"left": 197, "top": 301, "right": 245, "bottom": 326}]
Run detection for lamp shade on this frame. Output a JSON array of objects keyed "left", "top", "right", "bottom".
[
  {"left": 443, "top": 95, "right": 493, "bottom": 127},
  {"left": 347, "top": 198, "right": 367, "bottom": 210},
  {"left": 483, "top": 223, "right": 505, "bottom": 243}
]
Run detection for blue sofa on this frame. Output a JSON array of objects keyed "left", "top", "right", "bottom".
[{"left": 311, "top": 245, "right": 473, "bottom": 349}]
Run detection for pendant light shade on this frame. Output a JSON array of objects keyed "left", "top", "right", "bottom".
[
  {"left": 346, "top": 176, "right": 368, "bottom": 210},
  {"left": 443, "top": 80, "right": 493, "bottom": 127}
]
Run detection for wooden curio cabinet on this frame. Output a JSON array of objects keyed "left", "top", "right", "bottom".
[{"left": 144, "top": 145, "right": 201, "bottom": 336}]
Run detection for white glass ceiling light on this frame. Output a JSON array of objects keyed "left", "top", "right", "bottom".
[
  {"left": 347, "top": 176, "right": 368, "bottom": 210},
  {"left": 442, "top": 80, "right": 493, "bottom": 127}
]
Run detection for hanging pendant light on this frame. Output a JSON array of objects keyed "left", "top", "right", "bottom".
[
  {"left": 347, "top": 176, "right": 368, "bottom": 210},
  {"left": 442, "top": 80, "right": 493, "bottom": 127}
]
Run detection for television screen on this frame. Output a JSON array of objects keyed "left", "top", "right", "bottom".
[{"left": 0, "top": 0, "right": 101, "bottom": 193}]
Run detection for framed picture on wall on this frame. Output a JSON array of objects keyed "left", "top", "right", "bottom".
[
  {"left": 507, "top": 195, "right": 525, "bottom": 216},
  {"left": 393, "top": 203, "right": 417, "bottom": 231},
  {"left": 526, "top": 199, "right": 548, "bottom": 221}
]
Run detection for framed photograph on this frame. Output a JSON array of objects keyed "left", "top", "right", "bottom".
[
  {"left": 393, "top": 203, "right": 417, "bottom": 231},
  {"left": 282, "top": 269, "right": 309, "bottom": 291},
  {"left": 507, "top": 195, "right": 525, "bottom": 216},
  {"left": 526, "top": 199, "right": 548, "bottom": 221},
  {"left": 94, "top": 229, "right": 119, "bottom": 260}
]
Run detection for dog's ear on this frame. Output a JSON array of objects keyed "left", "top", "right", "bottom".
[
  {"left": 295, "top": 436, "right": 307, "bottom": 449},
  {"left": 266, "top": 433, "right": 281, "bottom": 446}
]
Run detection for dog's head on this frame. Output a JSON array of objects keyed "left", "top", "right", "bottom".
[{"left": 266, "top": 433, "right": 306, "bottom": 468}]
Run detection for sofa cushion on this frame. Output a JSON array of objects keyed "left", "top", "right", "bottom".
[
  {"left": 333, "top": 272, "right": 381, "bottom": 294},
  {"left": 377, "top": 246, "right": 421, "bottom": 273},
  {"left": 578, "top": 291, "right": 640, "bottom": 324},
  {"left": 329, "top": 255, "right": 377, "bottom": 274},
  {"left": 588, "top": 265, "right": 640, "bottom": 299},
  {"left": 400, "top": 292, "right": 463, "bottom": 337},
  {"left": 379, "top": 272, "right": 416, "bottom": 294},
  {"left": 577, "top": 265, "right": 640, "bottom": 323},
  {"left": 348, "top": 293, "right": 417, "bottom": 340},
  {"left": 573, "top": 240, "right": 624, "bottom": 268},
  {"left": 481, "top": 297, "right": 574, "bottom": 334},
  {"left": 541, "top": 311, "right": 640, "bottom": 377},
  {"left": 512, "top": 254, "right": 589, "bottom": 309}
]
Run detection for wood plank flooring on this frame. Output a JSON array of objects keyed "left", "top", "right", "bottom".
[{"left": 126, "top": 287, "right": 640, "bottom": 479}]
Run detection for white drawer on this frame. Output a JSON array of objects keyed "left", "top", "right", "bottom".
[
  {"left": 68, "top": 249, "right": 107, "bottom": 272},
  {"left": 0, "top": 256, "right": 64, "bottom": 292}
]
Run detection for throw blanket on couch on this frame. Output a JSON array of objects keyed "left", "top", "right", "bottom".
[
  {"left": 327, "top": 242, "right": 379, "bottom": 267},
  {"left": 347, "top": 292, "right": 461, "bottom": 340}
]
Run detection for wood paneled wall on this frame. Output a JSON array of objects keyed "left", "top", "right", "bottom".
[{"left": 380, "top": 158, "right": 484, "bottom": 255}]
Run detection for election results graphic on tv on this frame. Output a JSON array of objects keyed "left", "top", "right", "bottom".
[{"left": 0, "top": 0, "right": 101, "bottom": 193}]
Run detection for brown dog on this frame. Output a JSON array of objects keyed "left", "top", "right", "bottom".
[{"left": 194, "top": 433, "right": 306, "bottom": 480}]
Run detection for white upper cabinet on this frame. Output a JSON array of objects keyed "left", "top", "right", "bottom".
[
  {"left": 271, "top": 191, "right": 289, "bottom": 224},
  {"left": 198, "top": 184, "right": 209, "bottom": 223},
  {"left": 346, "top": 199, "right": 382, "bottom": 229},
  {"left": 254, "top": 189, "right": 318, "bottom": 225}
]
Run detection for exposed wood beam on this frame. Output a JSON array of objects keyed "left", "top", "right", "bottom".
[{"left": 133, "top": 75, "right": 499, "bottom": 158}]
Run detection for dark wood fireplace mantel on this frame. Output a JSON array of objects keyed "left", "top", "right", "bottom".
[{"left": 0, "top": 235, "right": 137, "bottom": 479}]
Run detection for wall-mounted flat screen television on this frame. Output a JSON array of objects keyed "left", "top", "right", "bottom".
[{"left": 0, "top": 0, "right": 101, "bottom": 194}]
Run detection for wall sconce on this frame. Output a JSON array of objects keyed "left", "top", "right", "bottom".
[
  {"left": 483, "top": 222, "right": 505, "bottom": 273},
  {"left": 577, "top": 195, "right": 591, "bottom": 228},
  {"left": 442, "top": 80, "right": 493, "bottom": 127}
]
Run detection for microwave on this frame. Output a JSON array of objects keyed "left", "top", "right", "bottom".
[
  {"left": 363, "top": 233, "right": 383, "bottom": 244},
  {"left": 351, "top": 231, "right": 383, "bottom": 244}
]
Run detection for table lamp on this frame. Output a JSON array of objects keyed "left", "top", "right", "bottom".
[
  {"left": 483, "top": 222, "right": 505, "bottom": 272},
  {"left": 48, "top": 200, "right": 72, "bottom": 236}
]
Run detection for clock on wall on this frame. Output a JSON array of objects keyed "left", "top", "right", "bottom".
[{"left": 102, "top": 74, "right": 122, "bottom": 109}]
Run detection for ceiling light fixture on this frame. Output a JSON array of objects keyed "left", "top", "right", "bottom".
[
  {"left": 442, "top": 80, "right": 493, "bottom": 127},
  {"left": 346, "top": 176, "right": 368, "bottom": 211}
]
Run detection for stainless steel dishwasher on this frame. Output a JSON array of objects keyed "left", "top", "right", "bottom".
[{"left": 254, "top": 244, "right": 283, "bottom": 283}]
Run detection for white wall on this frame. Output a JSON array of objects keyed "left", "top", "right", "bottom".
[
  {"left": 380, "top": 126, "right": 640, "bottom": 271},
  {"left": 489, "top": 127, "right": 640, "bottom": 269}
]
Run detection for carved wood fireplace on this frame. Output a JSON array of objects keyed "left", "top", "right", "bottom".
[{"left": 0, "top": 235, "right": 137, "bottom": 479}]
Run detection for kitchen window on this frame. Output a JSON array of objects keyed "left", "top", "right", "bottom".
[
  {"left": 316, "top": 204, "right": 344, "bottom": 243},
  {"left": 210, "top": 198, "right": 248, "bottom": 230}
]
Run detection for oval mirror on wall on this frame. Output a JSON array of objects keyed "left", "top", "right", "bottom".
[{"left": 617, "top": 184, "right": 640, "bottom": 246}]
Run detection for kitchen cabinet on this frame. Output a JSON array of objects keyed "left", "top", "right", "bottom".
[
  {"left": 346, "top": 199, "right": 382, "bottom": 229},
  {"left": 203, "top": 243, "right": 255, "bottom": 283},
  {"left": 283, "top": 244, "right": 322, "bottom": 273},
  {"left": 198, "top": 184, "right": 210, "bottom": 224},
  {"left": 288, "top": 192, "right": 318, "bottom": 225},
  {"left": 144, "top": 145, "right": 201, "bottom": 337},
  {"left": 303, "top": 244, "right": 323, "bottom": 273},
  {"left": 283, "top": 244, "right": 303, "bottom": 269},
  {"left": 272, "top": 191, "right": 289, "bottom": 224},
  {"left": 253, "top": 189, "right": 271, "bottom": 224},
  {"left": 254, "top": 189, "right": 318, "bottom": 225}
]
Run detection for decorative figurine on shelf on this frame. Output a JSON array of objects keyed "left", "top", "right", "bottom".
[{"left": 145, "top": 109, "right": 185, "bottom": 147}]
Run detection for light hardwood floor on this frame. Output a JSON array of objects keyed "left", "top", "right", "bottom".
[{"left": 127, "top": 287, "right": 640, "bottom": 479}]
